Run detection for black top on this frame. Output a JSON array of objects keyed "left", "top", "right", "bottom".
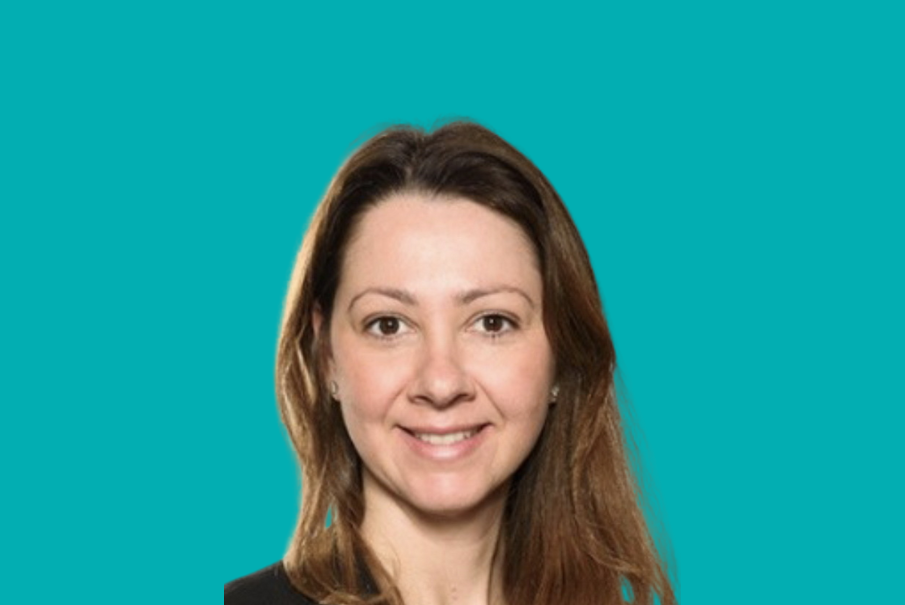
[{"left": 225, "top": 562, "right": 319, "bottom": 605}]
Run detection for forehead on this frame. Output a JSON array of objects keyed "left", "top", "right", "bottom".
[{"left": 338, "top": 192, "right": 540, "bottom": 292}]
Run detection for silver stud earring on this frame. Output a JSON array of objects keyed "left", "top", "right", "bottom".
[
  {"left": 550, "top": 385, "right": 560, "bottom": 404},
  {"left": 329, "top": 381, "right": 339, "bottom": 398}
]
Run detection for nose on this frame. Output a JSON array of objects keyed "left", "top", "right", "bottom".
[{"left": 408, "top": 334, "right": 476, "bottom": 408}]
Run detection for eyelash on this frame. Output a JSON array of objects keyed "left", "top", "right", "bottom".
[
  {"left": 364, "top": 315, "right": 409, "bottom": 339},
  {"left": 363, "top": 313, "right": 519, "bottom": 340},
  {"left": 474, "top": 313, "right": 518, "bottom": 337}
]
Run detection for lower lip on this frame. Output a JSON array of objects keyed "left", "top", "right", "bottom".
[{"left": 398, "top": 426, "right": 489, "bottom": 461}]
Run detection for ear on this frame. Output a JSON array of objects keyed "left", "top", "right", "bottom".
[
  {"left": 312, "top": 305, "right": 335, "bottom": 377},
  {"left": 312, "top": 304, "right": 325, "bottom": 338}
]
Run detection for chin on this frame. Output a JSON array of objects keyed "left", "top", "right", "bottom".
[{"left": 402, "top": 481, "right": 509, "bottom": 521}]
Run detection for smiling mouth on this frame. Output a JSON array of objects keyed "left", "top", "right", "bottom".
[{"left": 409, "top": 428, "right": 482, "bottom": 445}]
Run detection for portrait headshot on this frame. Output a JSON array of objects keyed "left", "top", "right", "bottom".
[{"left": 224, "top": 121, "right": 675, "bottom": 605}]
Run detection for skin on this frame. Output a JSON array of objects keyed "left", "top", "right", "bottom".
[{"left": 325, "top": 192, "right": 556, "bottom": 605}]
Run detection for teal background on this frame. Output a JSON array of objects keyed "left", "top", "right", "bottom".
[{"left": 2, "top": 1, "right": 902, "bottom": 603}]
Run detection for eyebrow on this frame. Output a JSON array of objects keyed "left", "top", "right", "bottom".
[
  {"left": 347, "top": 285, "right": 537, "bottom": 313},
  {"left": 457, "top": 286, "right": 536, "bottom": 309},
  {"left": 348, "top": 287, "right": 417, "bottom": 313}
]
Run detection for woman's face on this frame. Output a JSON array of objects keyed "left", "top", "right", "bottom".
[{"left": 327, "top": 192, "right": 555, "bottom": 519}]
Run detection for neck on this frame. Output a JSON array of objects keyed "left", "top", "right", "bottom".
[{"left": 361, "top": 481, "right": 508, "bottom": 605}]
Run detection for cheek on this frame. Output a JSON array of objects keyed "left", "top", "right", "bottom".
[
  {"left": 334, "top": 345, "right": 407, "bottom": 421},
  {"left": 476, "top": 343, "right": 555, "bottom": 416}
]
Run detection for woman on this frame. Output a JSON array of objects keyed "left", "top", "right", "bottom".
[{"left": 226, "top": 121, "right": 676, "bottom": 605}]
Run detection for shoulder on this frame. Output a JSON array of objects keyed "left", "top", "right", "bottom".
[{"left": 225, "top": 562, "right": 320, "bottom": 605}]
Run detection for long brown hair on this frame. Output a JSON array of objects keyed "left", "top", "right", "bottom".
[{"left": 275, "top": 121, "right": 675, "bottom": 605}]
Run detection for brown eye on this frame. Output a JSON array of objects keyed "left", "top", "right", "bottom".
[
  {"left": 374, "top": 317, "right": 400, "bottom": 335},
  {"left": 480, "top": 315, "right": 511, "bottom": 333}
]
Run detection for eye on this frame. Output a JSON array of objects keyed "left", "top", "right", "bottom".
[
  {"left": 365, "top": 316, "right": 407, "bottom": 338},
  {"left": 475, "top": 314, "right": 516, "bottom": 335}
]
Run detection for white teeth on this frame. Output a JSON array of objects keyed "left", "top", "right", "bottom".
[{"left": 413, "top": 429, "right": 478, "bottom": 445}]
